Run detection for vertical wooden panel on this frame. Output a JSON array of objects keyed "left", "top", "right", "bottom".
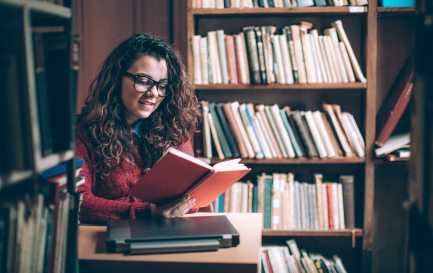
[
  {"left": 75, "top": 0, "right": 135, "bottom": 113},
  {"left": 134, "top": 0, "right": 171, "bottom": 41}
]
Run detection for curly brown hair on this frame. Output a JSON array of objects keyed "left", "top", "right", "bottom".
[{"left": 79, "top": 33, "right": 199, "bottom": 176}]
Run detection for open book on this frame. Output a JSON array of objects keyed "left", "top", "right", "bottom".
[{"left": 129, "top": 147, "right": 251, "bottom": 209}]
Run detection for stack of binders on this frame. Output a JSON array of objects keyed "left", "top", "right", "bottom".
[{"left": 106, "top": 215, "right": 239, "bottom": 255}]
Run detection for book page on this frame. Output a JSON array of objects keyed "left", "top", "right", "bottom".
[{"left": 213, "top": 158, "right": 248, "bottom": 171}]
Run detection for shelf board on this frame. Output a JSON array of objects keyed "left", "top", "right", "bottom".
[
  {"left": 191, "top": 6, "right": 367, "bottom": 15},
  {"left": 0, "top": 170, "right": 34, "bottom": 190},
  {"left": 209, "top": 157, "right": 365, "bottom": 165},
  {"left": 36, "top": 150, "right": 74, "bottom": 172},
  {"left": 377, "top": 6, "right": 415, "bottom": 15},
  {"left": 194, "top": 83, "right": 367, "bottom": 90},
  {"left": 262, "top": 228, "right": 363, "bottom": 237},
  {"left": 0, "top": 0, "right": 71, "bottom": 18}
]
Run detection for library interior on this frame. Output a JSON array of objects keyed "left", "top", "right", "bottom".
[{"left": 0, "top": 0, "right": 432, "bottom": 273}]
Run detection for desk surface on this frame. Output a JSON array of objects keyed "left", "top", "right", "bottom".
[{"left": 79, "top": 213, "right": 262, "bottom": 273}]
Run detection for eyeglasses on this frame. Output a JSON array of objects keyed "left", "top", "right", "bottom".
[{"left": 124, "top": 71, "right": 168, "bottom": 98}]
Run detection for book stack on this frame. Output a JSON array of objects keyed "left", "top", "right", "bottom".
[
  {"left": 192, "top": 0, "right": 369, "bottom": 8},
  {"left": 212, "top": 173, "right": 355, "bottom": 230},
  {"left": 262, "top": 239, "right": 349, "bottom": 273},
  {"left": 191, "top": 20, "right": 366, "bottom": 85},
  {"left": 375, "top": 58, "right": 413, "bottom": 161},
  {"left": 198, "top": 101, "right": 364, "bottom": 159}
]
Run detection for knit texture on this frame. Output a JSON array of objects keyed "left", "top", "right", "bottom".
[{"left": 75, "top": 121, "right": 194, "bottom": 225}]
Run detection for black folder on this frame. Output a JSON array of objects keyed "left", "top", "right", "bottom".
[{"left": 106, "top": 215, "right": 240, "bottom": 254}]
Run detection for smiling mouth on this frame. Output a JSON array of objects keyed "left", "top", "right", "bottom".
[{"left": 139, "top": 101, "right": 155, "bottom": 106}]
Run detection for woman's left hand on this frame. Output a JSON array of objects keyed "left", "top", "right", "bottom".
[{"left": 149, "top": 195, "right": 196, "bottom": 218}]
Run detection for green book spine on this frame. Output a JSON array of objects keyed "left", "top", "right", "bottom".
[
  {"left": 215, "top": 103, "right": 240, "bottom": 157},
  {"left": 264, "top": 176, "right": 273, "bottom": 229},
  {"left": 280, "top": 109, "right": 305, "bottom": 157},
  {"left": 208, "top": 103, "right": 233, "bottom": 158}
]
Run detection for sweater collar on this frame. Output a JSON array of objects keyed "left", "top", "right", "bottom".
[{"left": 132, "top": 120, "right": 144, "bottom": 137}]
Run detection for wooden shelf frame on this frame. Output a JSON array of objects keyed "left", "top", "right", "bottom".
[
  {"left": 194, "top": 83, "right": 367, "bottom": 90},
  {"left": 185, "top": 1, "right": 379, "bottom": 269},
  {"left": 262, "top": 228, "right": 363, "bottom": 237},
  {"left": 0, "top": 0, "right": 71, "bottom": 18},
  {"left": 210, "top": 157, "right": 366, "bottom": 165},
  {"left": 191, "top": 6, "right": 368, "bottom": 15}
]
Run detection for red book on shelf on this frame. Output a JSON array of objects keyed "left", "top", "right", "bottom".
[
  {"left": 129, "top": 147, "right": 251, "bottom": 209},
  {"left": 375, "top": 58, "right": 414, "bottom": 147}
]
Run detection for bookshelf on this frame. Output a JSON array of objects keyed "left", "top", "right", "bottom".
[
  {"left": 182, "top": 0, "right": 380, "bottom": 272},
  {"left": 0, "top": 0, "right": 79, "bottom": 273}
]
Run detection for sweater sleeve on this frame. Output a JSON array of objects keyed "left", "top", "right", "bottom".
[{"left": 75, "top": 132, "right": 151, "bottom": 225}]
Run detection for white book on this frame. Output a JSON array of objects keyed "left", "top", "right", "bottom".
[
  {"left": 341, "top": 113, "right": 364, "bottom": 157},
  {"left": 200, "top": 37, "right": 209, "bottom": 84},
  {"left": 332, "top": 183, "right": 340, "bottom": 230},
  {"left": 248, "top": 104, "right": 273, "bottom": 159},
  {"left": 324, "top": 35, "right": 342, "bottom": 83},
  {"left": 332, "top": 20, "right": 367, "bottom": 83},
  {"left": 264, "top": 105, "right": 289, "bottom": 158},
  {"left": 216, "top": 30, "right": 229, "bottom": 84},
  {"left": 325, "top": 27, "right": 349, "bottom": 83},
  {"left": 304, "top": 111, "right": 328, "bottom": 158},
  {"left": 347, "top": 112, "right": 365, "bottom": 150},
  {"left": 256, "top": 105, "right": 283, "bottom": 159},
  {"left": 339, "top": 41, "right": 356, "bottom": 83},
  {"left": 319, "top": 36, "right": 337, "bottom": 83},
  {"left": 291, "top": 25, "right": 307, "bottom": 84},
  {"left": 271, "top": 35, "right": 287, "bottom": 84},
  {"left": 375, "top": 133, "right": 411, "bottom": 157},
  {"left": 239, "top": 103, "right": 264, "bottom": 159},
  {"left": 235, "top": 33, "right": 250, "bottom": 84},
  {"left": 192, "top": 35, "right": 202, "bottom": 84},
  {"left": 256, "top": 111, "right": 277, "bottom": 158},
  {"left": 310, "top": 29, "right": 328, "bottom": 83},
  {"left": 270, "top": 104, "right": 296, "bottom": 158},
  {"left": 278, "top": 34, "right": 294, "bottom": 84},
  {"left": 300, "top": 28, "right": 317, "bottom": 83},
  {"left": 313, "top": 111, "right": 337, "bottom": 158},
  {"left": 307, "top": 33, "right": 322, "bottom": 83},
  {"left": 230, "top": 102, "right": 256, "bottom": 158},
  {"left": 207, "top": 31, "right": 222, "bottom": 83}
]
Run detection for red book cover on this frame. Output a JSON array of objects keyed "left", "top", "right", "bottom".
[
  {"left": 376, "top": 58, "right": 414, "bottom": 147},
  {"left": 326, "top": 183, "right": 334, "bottom": 230},
  {"left": 129, "top": 148, "right": 251, "bottom": 208}
]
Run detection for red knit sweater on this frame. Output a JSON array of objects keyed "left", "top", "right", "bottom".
[{"left": 75, "top": 121, "right": 195, "bottom": 225}]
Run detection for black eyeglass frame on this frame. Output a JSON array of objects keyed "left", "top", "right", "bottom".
[{"left": 124, "top": 71, "right": 169, "bottom": 98}]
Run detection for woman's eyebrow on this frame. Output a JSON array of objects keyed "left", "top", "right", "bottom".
[{"left": 135, "top": 73, "right": 168, "bottom": 81}]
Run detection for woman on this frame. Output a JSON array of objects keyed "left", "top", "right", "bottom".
[{"left": 76, "top": 33, "right": 204, "bottom": 225}]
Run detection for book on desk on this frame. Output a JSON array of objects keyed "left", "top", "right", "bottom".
[{"left": 106, "top": 215, "right": 240, "bottom": 255}]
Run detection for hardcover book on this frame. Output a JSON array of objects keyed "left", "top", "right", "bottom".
[{"left": 129, "top": 147, "right": 251, "bottom": 208}]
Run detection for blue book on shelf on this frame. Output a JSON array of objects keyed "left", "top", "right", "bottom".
[
  {"left": 40, "top": 158, "right": 84, "bottom": 179},
  {"left": 381, "top": 0, "right": 415, "bottom": 7}
]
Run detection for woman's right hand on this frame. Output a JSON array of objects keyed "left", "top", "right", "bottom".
[{"left": 149, "top": 195, "right": 196, "bottom": 218}]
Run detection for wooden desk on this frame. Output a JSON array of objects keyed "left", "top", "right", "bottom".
[{"left": 79, "top": 213, "right": 262, "bottom": 273}]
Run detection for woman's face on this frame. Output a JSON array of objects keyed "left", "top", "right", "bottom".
[{"left": 121, "top": 55, "right": 168, "bottom": 125}]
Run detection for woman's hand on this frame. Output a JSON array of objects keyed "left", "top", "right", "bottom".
[{"left": 149, "top": 195, "right": 196, "bottom": 218}]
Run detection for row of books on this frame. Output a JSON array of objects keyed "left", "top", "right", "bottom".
[
  {"left": 191, "top": 20, "right": 366, "bottom": 85},
  {"left": 0, "top": 160, "right": 84, "bottom": 273},
  {"left": 198, "top": 101, "right": 365, "bottom": 160},
  {"left": 192, "top": 0, "right": 368, "bottom": 8},
  {"left": 262, "top": 240, "right": 348, "bottom": 273},
  {"left": 212, "top": 173, "right": 355, "bottom": 230},
  {"left": 0, "top": 185, "right": 77, "bottom": 273}
]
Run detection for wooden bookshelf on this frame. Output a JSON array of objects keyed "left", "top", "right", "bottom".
[
  {"left": 184, "top": 1, "right": 378, "bottom": 272},
  {"left": 0, "top": 1, "right": 79, "bottom": 273}
]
